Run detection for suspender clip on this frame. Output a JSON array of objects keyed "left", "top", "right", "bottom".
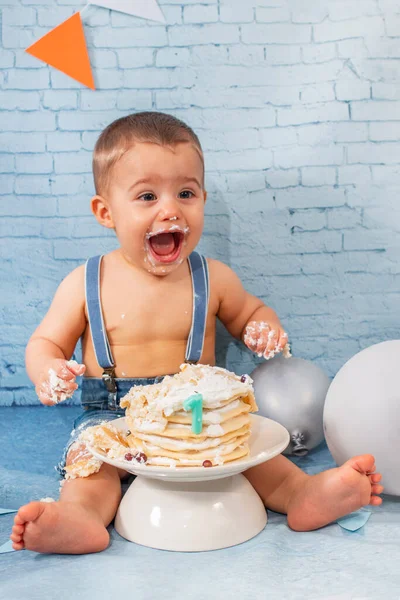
[
  {"left": 102, "top": 368, "right": 118, "bottom": 410},
  {"left": 102, "top": 368, "right": 117, "bottom": 392}
]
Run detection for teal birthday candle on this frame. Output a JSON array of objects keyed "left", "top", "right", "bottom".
[{"left": 183, "top": 393, "right": 203, "bottom": 434}]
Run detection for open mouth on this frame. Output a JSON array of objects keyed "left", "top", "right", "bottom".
[{"left": 146, "top": 230, "right": 185, "bottom": 264}]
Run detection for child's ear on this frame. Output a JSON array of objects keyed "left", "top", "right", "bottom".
[{"left": 91, "top": 195, "right": 115, "bottom": 229}]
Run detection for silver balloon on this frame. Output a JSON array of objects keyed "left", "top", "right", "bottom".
[
  {"left": 251, "top": 355, "right": 331, "bottom": 456},
  {"left": 324, "top": 340, "right": 400, "bottom": 496}
]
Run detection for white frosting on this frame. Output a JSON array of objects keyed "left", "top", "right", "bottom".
[
  {"left": 170, "top": 398, "right": 243, "bottom": 425},
  {"left": 282, "top": 342, "right": 292, "bottom": 358},
  {"left": 205, "top": 424, "right": 225, "bottom": 436},
  {"left": 66, "top": 359, "right": 79, "bottom": 369},
  {"left": 244, "top": 322, "right": 291, "bottom": 360},
  {"left": 205, "top": 399, "right": 242, "bottom": 423},
  {"left": 46, "top": 360, "right": 83, "bottom": 404},
  {"left": 122, "top": 364, "right": 254, "bottom": 424},
  {"left": 48, "top": 368, "right": 74, "bottom": 404},
  {"left": 145, "top": 225, "right": 190, "bottom": 239}
]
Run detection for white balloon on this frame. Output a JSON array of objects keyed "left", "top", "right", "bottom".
[
  {"left": 251, "top": 355, "right": 331, "bottom": 456},
  {"left": 323, "top": 340, "right": 400, "bottom": 496}
]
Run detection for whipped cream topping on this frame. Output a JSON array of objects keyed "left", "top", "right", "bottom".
[
  {"left": 185, "top": 398, "right": 241, "bottom": 424},
  {"left": 120, "top": 363, "right": 257, "bottom": 432}
]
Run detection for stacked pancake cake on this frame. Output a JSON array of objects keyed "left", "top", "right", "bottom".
[{"left": 81, "top": 363, "right": 258, "bottom": 470}]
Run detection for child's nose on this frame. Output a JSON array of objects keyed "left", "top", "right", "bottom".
[{"left": 158, "top": 195, "right": 182, "bottom": 221}]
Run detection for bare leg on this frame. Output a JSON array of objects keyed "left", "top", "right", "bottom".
[
  {"left": 244, "top": 453, "right": 383, "bottom": 532},
  {"left": 10, "top": 445, "right": 127, "bottom": 554}
]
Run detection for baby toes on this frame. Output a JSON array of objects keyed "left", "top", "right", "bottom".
[
  {"left": 12, "top": 542, "right": 25, "bottom": 551},
  {"left": 370, "top": 495, "right": 383, "bottom": 506},
  {"left": 371, "top": 483, "right": 384, "bottom": 496},
  {"left": 10, "top": 522, "right": 25, "bottom": 546},
  {"left": 369, "top": 473, "right": 382, "bottom": 484},
  {"left": 345, "top": 454, "right": 376, "bottom": 475}
]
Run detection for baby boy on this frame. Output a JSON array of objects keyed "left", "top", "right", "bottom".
[{"left": 11, "top": 112, "right": 382, "bottom": 554}]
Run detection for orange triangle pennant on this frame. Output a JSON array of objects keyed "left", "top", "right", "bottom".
[{"left": 25, "top": 12, "right": 95, "bottom": 90}]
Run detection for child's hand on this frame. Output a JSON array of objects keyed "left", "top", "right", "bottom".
[
  {"left": 243, "top": 321, "right": 291, "bottom": 360},
  {"left": 35, "top": 359, "right": 86, "bottom": 406}
]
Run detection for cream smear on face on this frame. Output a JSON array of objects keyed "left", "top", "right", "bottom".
[
  {"left": 144, "top": 225, "right": 190, "bottom": 273},
  {"left": 145, "top": 224, "right": 190, "bottom": 241}
]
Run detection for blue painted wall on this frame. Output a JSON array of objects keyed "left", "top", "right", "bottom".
[{"left": 1, "top": 0, "right": 400, "bottom": 405}]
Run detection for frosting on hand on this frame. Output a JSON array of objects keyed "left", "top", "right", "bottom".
[{"left": 243, "top": 321, "right": 291, "bottom": 360}]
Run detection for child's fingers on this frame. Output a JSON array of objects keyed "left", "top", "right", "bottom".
[
  {"left": 36, "top": 382, "right": 58, "bottom": 405},
  {"left": 51, "top": 362, "right": 76, "bottom": 382},
  {"left": 243, "top": 322, "right": 259, "bottom": 352},
  {"left": 65, "top": 360, "right": 86, "bottom": 377},
  {"left": 256, "top": 330, "right": 269, "bottom": 356},
  {"left": 49, "top": 359, "right": 84, "bottom": 381},
  {"left": 56, "top": 363, "right": 78, "bottom": 381},
  {"left": 275, "top": 330, "right": 289, "bottom": 352},
  {"left": 36, "top": 379, "right": 78, "bottom": 405},
  {"left": 260, "top": 329, "right": 278, "bottom": 359},
  {"left": 243, "top": 332, "right": 257, "bottom": 352},
  {"left": 48, "top": 370, "right": 76, "bottom": 390},
  {"left": 244, "top": 322, "right": 289, "bottom": 360},
  {"left": 252, "top": 322, "right": 270, "bottom": 356},
  {"left": 58, "top": 381, "right": 78, "bottom": 394},
  {"left": 36, "top": 385, "right": 57, "bottom": 406}
]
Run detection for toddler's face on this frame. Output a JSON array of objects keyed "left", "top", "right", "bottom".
[{"left": 98, "top": 141, "right": 206, "bottom": 276}]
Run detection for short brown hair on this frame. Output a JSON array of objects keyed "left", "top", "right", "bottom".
[{"left": 93, "top": 111, "right": 204, "bottom": 195}]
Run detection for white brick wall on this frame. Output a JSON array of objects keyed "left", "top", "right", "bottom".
[{"left": 1, "top": 0, "right": 400, "bottom": 404}]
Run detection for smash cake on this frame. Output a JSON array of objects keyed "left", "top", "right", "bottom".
[{"left": 71, "top": 364, "right": 258, "bottom": 476}]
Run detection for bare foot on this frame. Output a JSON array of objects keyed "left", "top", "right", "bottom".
[
  {"left": 287, "top": 454, "right": 383, "bottom": 532},
  {"left": 10, "top": 501, "right": 110, "bottom": 554}
]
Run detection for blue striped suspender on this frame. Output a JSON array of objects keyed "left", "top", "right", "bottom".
[
  {"left": 85, "top": 255, "right": 117, "bottom": 409},
  {"left": 186, "top": 252, "right": 210, "bottom": 363}
]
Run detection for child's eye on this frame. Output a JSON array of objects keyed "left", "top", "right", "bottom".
[
  {"left": 138, "top": 193, "right": 156, "bottom": 202},
  {"left": 179, "top": 190, "right": 194, "bottom": 199}
]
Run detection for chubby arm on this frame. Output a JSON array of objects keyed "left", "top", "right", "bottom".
[
  {"left": 26, "top": 265, "right": 87, "bottom": 404},
  {"left": 211, "top": 259, "right": 289, "bottom": 358}
]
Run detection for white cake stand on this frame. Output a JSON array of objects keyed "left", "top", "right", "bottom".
[{"left": 88, "top": 415, "right": 289, "bottom": 552}]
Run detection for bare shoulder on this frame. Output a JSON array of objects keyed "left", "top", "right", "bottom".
[
  {"left": 47, "top": 263, "right": 86, "bottom": 321},
  {"left": 57, "top": 264, "right": 86, "bottom": 299},
  {"left": 206, "top": 258, "right": 244, "bottom": 299}
]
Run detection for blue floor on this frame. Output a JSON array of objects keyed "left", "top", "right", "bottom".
[{"left": 1, "top": 406, "right": 400, "bottom": 600}]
